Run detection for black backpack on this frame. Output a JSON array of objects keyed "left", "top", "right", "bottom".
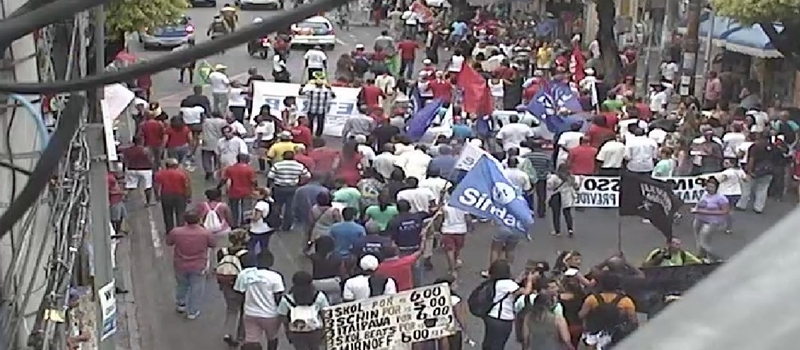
[
  {"left": 467, "top": 280, "right": 504, "bottom": 317},
  {"left": 584, "top": 293, "right": 634, "bottom": 335},
  {"left": 368, "top": 275, "right": 388, "bottom": 297},
  {"left": 263, "top": 200, "right": 282, "bottom": 228}
]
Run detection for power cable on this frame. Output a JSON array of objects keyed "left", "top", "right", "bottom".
[
  {"left": 0, "top": 94, "right": 84, "bottom": 240},
  {"left": 0, "top": 0, "right": 347, "bottom": 94}
]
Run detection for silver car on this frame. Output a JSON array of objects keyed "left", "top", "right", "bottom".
[{"left": 139, "top": 16, "right": 195, "bottom": 49}]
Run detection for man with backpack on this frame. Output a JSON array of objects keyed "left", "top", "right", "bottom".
[
  {"left": 235, "top": 251, "right": 285, "bottom": 350},
  {"left": 342, "top": 255, "right": 397, "bottom": 301},
  {"left": 578, "top": 273, "right": 638, "bottom": 350}
]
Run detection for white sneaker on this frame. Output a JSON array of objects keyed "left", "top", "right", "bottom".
[{"left": 642, "top": 219, "right": 651, "bottom": 224}]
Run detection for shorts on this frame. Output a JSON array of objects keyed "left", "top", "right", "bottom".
[
  {"left": 440, "top": 234, "right": 465, "bottom": 251},
  {"left": 188, "top": 123, "right": 203, "bottom": 133},
  {"left": 243, "top": 316, "right": 282, "bottom": 343},
  {"left": 125, "top": 169, "right": 153, "bottom": 189},
  {"left": 110, "top": 202, "right": 127, "bottom": 222},
  {"left": 492, "top": 229, "right": 520, "bottom": 251},
  {"left": 582, "top": 332, "right": 612, "bottom": 350}
]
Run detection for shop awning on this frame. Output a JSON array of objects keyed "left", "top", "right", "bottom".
[
  {"left": 677, "top": 10, "right": 739, "bottom": 44},
  {"left": 720, "top": 24, "right": 783, "bottom": 58}
]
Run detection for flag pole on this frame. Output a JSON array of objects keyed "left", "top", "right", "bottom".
[{"left": 616, "top": 212, "right": 623, "bottom": 253}]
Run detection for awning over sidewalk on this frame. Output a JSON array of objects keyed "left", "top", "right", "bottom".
[{"left": 721, "top": 24, "right": 783, "bottom": 58}]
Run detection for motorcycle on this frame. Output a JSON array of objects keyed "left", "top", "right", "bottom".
[{"left": 247, "top": 36, "right": 271, "bottom": 59}]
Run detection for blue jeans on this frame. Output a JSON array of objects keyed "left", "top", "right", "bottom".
[
  {"left": 167, "top": 145, "right": 191, "bottom": 163},
  {"left": 272, "top": 186, "right": 297, "bottom": 231},
  {"left": 249, "top": 232, "right": 273, "bottom": 255},
  {"left": 175, "top": 270, "right": 206, "bottom": 315},
  {"left": 228, "top": 197, "right": 250, "bottom": 228}
]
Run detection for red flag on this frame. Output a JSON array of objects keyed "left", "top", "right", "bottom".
[
  {"left": 457, "top": 65, "right": 494, "bottom": 116},
  {"left": 569, "top": 42, "right": 586, "bottom": 83}
]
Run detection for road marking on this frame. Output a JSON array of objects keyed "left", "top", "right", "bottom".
[
  {"left": 335, "top": 38, "right": 348, "bottom": 46},
  {"left": 147, "top": 208, "right": 164, "bottom": 257}
]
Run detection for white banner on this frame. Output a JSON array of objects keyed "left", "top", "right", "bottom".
[
  {"left": 322, "top": 283, "right": 458, "bottom": 350},
  {"left": 574, "top": 172, "right": 723, "bottom": 207},
  {"left": 454, "top": 141, "right": 503, "bottom": 171},
  {"left": 251, "top": 81, "right": 361, "bottom": 138}
]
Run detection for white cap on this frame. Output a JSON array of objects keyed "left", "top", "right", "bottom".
[
  {"left": 423, "top": 58, "right": 432, "bottom": 64},
  {"left": 360, "top": 255, "right": 380, "bottom": 271},
  {"left": 584, "top": 68, "right": 595, "bottom": 75},
  {"left": 355, "top": 43, "right": 365, "bottom": 49}
]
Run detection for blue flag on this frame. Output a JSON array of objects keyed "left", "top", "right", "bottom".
[
  {"left": 406, "top": 98, "right": 443, "bottom": 141},
  {"left": 448, "top": 156, "right": 534, "bottom": 235},
  {"left": 409, "top": 86, "right": 423, "bottom": 114},
  {"left": 527, "top": 82, "right": 584, "bottom": 135}
]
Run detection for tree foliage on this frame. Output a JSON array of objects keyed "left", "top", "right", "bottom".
[
  {"left": 712, "top": 0, "right": 800, "bottom": 24},
  {"left": 105, "top": 0, "right": 189, "bottom": 38}
]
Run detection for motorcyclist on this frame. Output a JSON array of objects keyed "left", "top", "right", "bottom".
[
  {"left": 247, "top": 18, "right": 270, "bottom": 58},
  {"left": 207, "top": 16, "right": 230, "bottom": 53},
  {"left": 220, "top": 3, "right": 238, "bottom": 31}
]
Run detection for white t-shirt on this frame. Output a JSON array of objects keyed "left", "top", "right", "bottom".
[
  {"left": 660, "top": 62, "right": 679, "bottom": 81},
  {"left": 402, "top": 11, "right": 417, "bottom": 25},
  {"left": 397, "top": 187, "right": 436, "bottom": 213},
  {"left": 618, "top": 118, "right": 649, "bottom": 141},
  {"left": 209, "top": 71, "right": 230, "bottom": 94},
  {"left": 503, "top": 168, "right": 531, "bottom": 192},
  {"left": 448, "top": 55, "right": 465, "bottom": 73},
  {"left": 722, "top": 132, "right": 747, "bottom": 158},
  {"left": 357, "top": 144, "right": 377, "bottom": 164},
  {"left": 441, "top": 205, "right": 468, "bottom": 234},
  {"left": 736, "top": 141, "right": 754, "bottom": 165},
  {"left": 250, "top": 200, "right": 274, "bottom": 234},
  {"left": 304, "top": 50, "right": 327, "bottom": 69},
  {"left": 649, "top": 91, "right": 669, "bottom": 113},
  {"left": 625, "top": 136, "right": 659, "bottom": 172},
  {"left": 342, "top": 274, "right": 398, "bottom": 301},
  {"left": 396, "top": 150, "right": 431, "bottom": 181},
  {"left": 488, "top": 80, "right": 504, "bottom": 97},
  {"left": 648, "top": 128, "right": 668, "bottom": 145},
  {"left": 556, "top": 131, "right": 584, "bottom": 164},
  {"left": 418, "top": 177, "right": 450, "bottom": 202},
  {"left": 718, "top": 168, "right": 746, "bottom": 196},
  {"left": 181, "top": 106, "right": 204, "bottom": 125},
  {"left": 239, "top": 269, "right": 285, "bottom": 318},
  {"left": 497, "top": 123, "right": 533, "bottom": 151},
  {"left": 230, "top": 121, "right": 247, "bottom": 136},
  {"left": 255, "top": 121, "right": 277, "bottom": 141},
  {"left": 487, "top": 279, "right": 519, "bottom": 321},
  {"left": 229, "top": 88, "right": 247, "bottom": 107},
  {"left": 596, "top": 141, "right": 626, "bottom": 168}
]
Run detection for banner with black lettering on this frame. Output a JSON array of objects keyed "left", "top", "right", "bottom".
[
  {"left": 618, "top": 171, "right": 684, "bottom": 240},
  {"left": 322, "top": 283, "right": 458, "bottom": 350},
  {"left": 573, "top": 172, "right": 721, "bottom": 208}
]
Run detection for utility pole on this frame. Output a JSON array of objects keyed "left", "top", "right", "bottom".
[
  {"left": 679, "top": 0, "right": 702, "bottom": 97},
  {"left": 0, "top": 0, "right": 53, "bottom": 346},
  {"left": 87, "top": 5, "right": 117, "bottom": 350}
]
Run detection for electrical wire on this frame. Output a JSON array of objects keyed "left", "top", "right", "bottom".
[
  {"left": 8, "top": 94, "right": 49, "bottom": 145},
  {"left": 0, "top": 160, "right": 33, "bottom": 176},
  {"left": 0, "top": 0, "right": 347, "bottom": 94},
  {"left": 0, "top": 94, "right": 84, "bottom": 240},
  {"left": 0, "top": 0, "right": 110, "bottom": 49}
]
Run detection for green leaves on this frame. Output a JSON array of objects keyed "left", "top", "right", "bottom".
[
  {"left": 105, "top": 0, "right": 190, "bottom": 38},
  {"left": 712, "top": 0, "right": 800, "bottom": 24}
]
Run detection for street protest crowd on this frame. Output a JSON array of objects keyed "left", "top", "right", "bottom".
[{"left": 109, "top": 1, "right": 800, "bottom": 350}]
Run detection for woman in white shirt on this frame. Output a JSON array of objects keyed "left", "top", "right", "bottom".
[
  {"left": 228, "top": 82, "right": 248, "bottom": 123},
  {"left": 717, "top": 159, "right": 746, "bottom": 234},
  {"left": 254, "top": 114, "right": 277, "bottom": 172},
  {"left": 488, "top": 76, "right": 504, "bottom": 109},
  {"left": 480, "top": 260, "right": 530, "bottom": 350},
  {"left": 249, "top": 188, "right": 277, "bottom": 253}
]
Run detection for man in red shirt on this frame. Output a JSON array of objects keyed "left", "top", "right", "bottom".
[
  {"left": 218, "top": 153, "right": 256, "bottom": 227},
  {"left": 108, "top": 172, "right": 126, "bottom": 234},
  {"left": 165, "top": 211, "right": 214, "bottom": 318},
  {"left": 294, "top": 144, "right": 316, "bottom": 174},
  {"left": 585, "top": 115, "right": 616, "bottom": 148},
  {"left": 567, "top": 137, "right": 598, "bottom": 176},
  {"left": 376, "top": 240, "right": 426, "bottom": 291},
  {"left": 428, "top": 72, "right": 453, "bottom": 104},
  {"left": 154, "top": 158, "right": 191, "bottom": 232},
  {"left": 138, "top": 113, "right": 165, "bottom": 170},
  {"left": 308, "top": 138, "right": 339, "bottom": 175},
  {"left": 358, "top": 79, "right": 384, "bottom": 110},
  {"left": 397, "top": 37, "right": 418, "bottom": 79},
  {"left": 291, "top": 116, "right": 313, "bottom": 149}
]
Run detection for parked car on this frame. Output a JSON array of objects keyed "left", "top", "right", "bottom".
[
  {"left": 138, "top": 16, "right": 195, "bottom": 50},
  {"left": 236, "top": 0, "right": 282, "bottom": 10},
  {"left": 290, "top": 16, "right": 335, "bottom": 50},
  {"left": 189, "top": 0, "right": 216, "bottom": 7}
]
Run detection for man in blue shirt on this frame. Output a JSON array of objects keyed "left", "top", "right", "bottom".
[
  {"left": 385, "top": 200, "right": 431, "bottom": 284},
  {"left": 428, "top": 145, "right": 457, "bottom": 179},
  {"left": 329, "top": 207, "right": 366, "bottom": 259},
  {"left": 450, "top": 20, "right": 468, "bottom": 43},
  {"left": 351, "top": 221, "right": 392, "bottom": 261}
]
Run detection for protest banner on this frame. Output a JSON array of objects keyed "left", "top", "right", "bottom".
[
  {"left": 573, "top": 172, "right": 722, "bottom": 208},
  {"left": 322, "top": 283, "right": 458, "bottom": 350},
  {"left": 250, "top": 81, "right": 361, "bottom": 137}
]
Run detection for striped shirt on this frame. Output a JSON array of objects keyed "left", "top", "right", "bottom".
[
  {"left": 268, "top": 160, "right": 311, "bottom": 187},
  {"left": 521, "top": 151, "right": 551, "bottom": 182}
]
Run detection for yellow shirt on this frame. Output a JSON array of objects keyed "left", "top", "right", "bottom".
[
  {"left": 267, "top": 141, "right": 298, "bottom": 162},
  {"left": 536, "top": 47, "right": 553, "bottom": 68}
]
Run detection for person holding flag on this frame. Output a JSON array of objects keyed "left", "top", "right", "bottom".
[{"left": 447, "top": 155, "right": 534, "bottom": 278}]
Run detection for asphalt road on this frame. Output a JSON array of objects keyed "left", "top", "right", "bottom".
[{"left": 117, "top": 6, "right": 799, "bottom": 349}]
